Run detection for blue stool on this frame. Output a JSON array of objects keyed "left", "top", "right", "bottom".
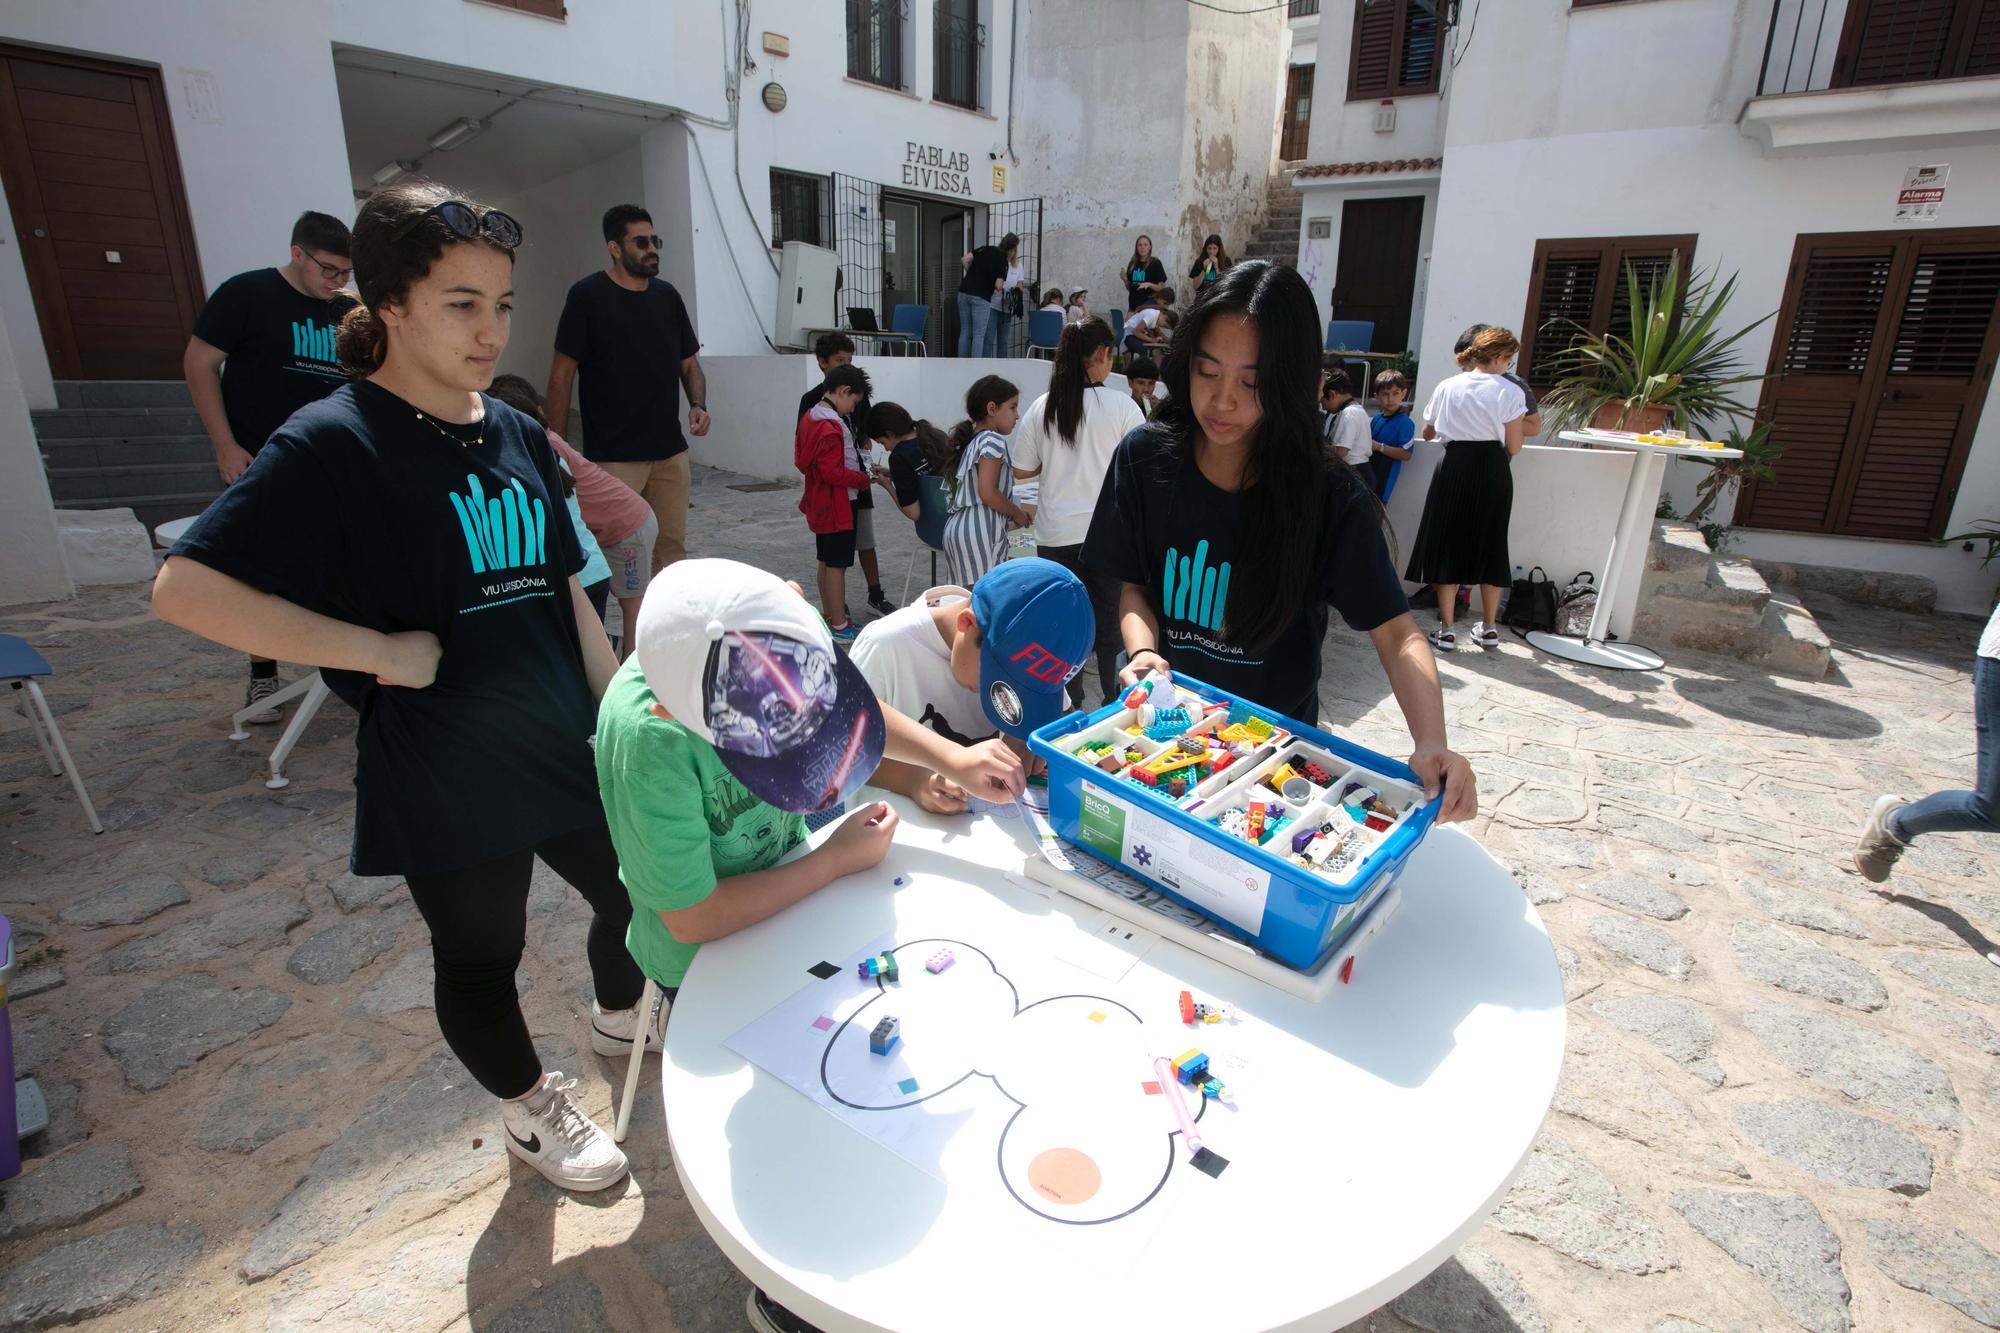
[{"left": 0, "top": 636, "right": 102, "bottom": 834}]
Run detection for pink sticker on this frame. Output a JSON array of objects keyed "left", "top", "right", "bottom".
[
  {"left": 1141, "top": 1080, "right": 1163, "bottom": 1096},
  {"left": 811, "top": 1015, "right": 834, "bottom": 1031}
]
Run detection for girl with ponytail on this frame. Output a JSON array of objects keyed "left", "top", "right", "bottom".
[
  {"left": 155, "top": 181, "right": 648, "bottom": 1194},
  {"left": 1009, "top": 316, "right": 1144, "bottom": 703}
]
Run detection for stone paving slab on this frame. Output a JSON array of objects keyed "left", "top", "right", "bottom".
[{"left": 0, "top": 469, "right": 1995, "bottom": 1332}]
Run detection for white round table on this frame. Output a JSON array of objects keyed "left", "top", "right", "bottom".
[
  {"left": 1525, "top": 431, "right": 1744, "bottom": 671},
  {"left": 661, "top": 794, "right": 1565, "bottom": 1332}
]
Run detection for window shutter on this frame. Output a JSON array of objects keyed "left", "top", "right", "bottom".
[
  {"left": 1348, "top": 0, "right": 1398, "bottom": 99},
  {"left": 1521, "top": 241, "right": 1607, "bottom": 387},
  {"left": 1397, "top": 0, "right": 1441, "bottom": 94},
  {"left": 1778, "top": 249, "right": 1895, "bottom": 374},
  {"left": 1838, "top": 0, "right": 1961, "bottom": 86},
  {"left": 1965, "top": 3, "right": 2000, "bottom": 79}
]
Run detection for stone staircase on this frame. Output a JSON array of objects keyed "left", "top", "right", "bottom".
[
  {"left": 1239, "top": 167, "right": 1303, "bottom": 264},
  {"left": 1632, "top": 521, "right": 1832, "bottom": 679},
  {"left": 32, "top": 381, "right": 220, "bottom": 535}
]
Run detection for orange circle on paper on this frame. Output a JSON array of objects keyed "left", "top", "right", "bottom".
[{"left": 1027, "top": 1148, "right": 1102, "bottom": 1205}]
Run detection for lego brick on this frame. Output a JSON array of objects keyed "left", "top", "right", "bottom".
[
  {"left": 1179, "top": 990, "right": 1196, "bottom": 1024},
  {"left": 925, "top": 949, "right": 955, "bottom": 974},
  {"left": 870, "top": 1014, "right": 901, "bottom": 1055}
]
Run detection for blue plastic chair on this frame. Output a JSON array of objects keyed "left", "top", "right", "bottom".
[
  {"left": 0, "top": 636, "right": 101, "bottom": 833},
  {"left": 1026, "top": 309, "right": 1064, "bottom": 359},
  {"left": 891, "top": 303, "right": 929, "bottom": 356},
  {"left": 1324, "top": 319, "right": 1375, "bottom": 352},
  {"left": 901, "top": 473, "right": 952, "bottom": 601}
]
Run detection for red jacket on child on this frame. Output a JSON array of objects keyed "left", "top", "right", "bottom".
[{"left": 795, "top": 402, "right": 870, "bottom": 534}]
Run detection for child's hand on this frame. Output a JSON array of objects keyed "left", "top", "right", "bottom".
[
  {"left": 823, "top": 800, "right": 900, "bottom": 875},
  {"left": 1118, "top": 650, "right": 1169, "bottom": 689},
  {"left": 942, "top": 738, "right": 1026, "bottom": 800},
  {"left": 916, "top": 773, "right": 969, "bottom": 815},
  {"left": 1410, "top": 743, "right": 1478, "bottom": 824}
]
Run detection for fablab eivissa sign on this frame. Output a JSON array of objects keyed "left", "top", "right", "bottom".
[{"left": 902, "top": 142, "right": 974, "bottom": 197}]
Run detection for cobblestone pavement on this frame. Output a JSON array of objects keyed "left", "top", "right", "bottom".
[{"left": 2, "top": 463, "right": 1995, "bottom": 1332}]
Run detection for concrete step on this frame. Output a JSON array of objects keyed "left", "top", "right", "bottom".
[
  {"left": 1639, "top": 588, "right": 1764, "bottom": 634},
  {"left": 32, "top": 407, "right": 206, "bottom": 439},
  {"left": 1256, "top": 226, "right": 1301, "bottom": 246},
  {"left": 39, "top": 435, "right": 216, "bottom": 469},
  {"left": 1751, "top": 589, "right": 1834, "bottom": 679},
  {"left": 1648, "top": 520, "right": 1712, "bottom": 574},
  {"left": 45, "top": 460, "right": 223, "bottom": 503},
  {"left": 1751, "top": 559, "right": 1938, "bottom": 614},
  {"left": 1640, "top": 555, "right": 1773, "bottom": 612},
  {"left": 1632, "top": 610, "right": 1763, "bottom": 657},
  {"left": 59, "top": 493, "right": 219, "bottom": 538},
  {"left": 54, "top": 380, "right": 194, "bottom": 410}
]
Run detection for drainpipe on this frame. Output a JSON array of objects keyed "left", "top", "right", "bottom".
[{"left": 1004, "top": 0, "right": 1019, "bottom": 165}]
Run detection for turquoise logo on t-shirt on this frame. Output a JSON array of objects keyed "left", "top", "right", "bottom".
[
  {"left": 1163, "top": 540, "right": 1230, "bottom": 634},
  {"left": 291, "top": 319, "right": 338, "bottom": 364},
  {"left": 449, "top": 474, "right": 545, "bottom": 574}
]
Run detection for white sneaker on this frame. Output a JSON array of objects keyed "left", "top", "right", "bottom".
[
  {"left": 500, "top": 1071, "right": 628, "bottom": 1191},
  {"left": 1471, "top": 621, "right": 1500, "bottom": 649},
  {"left": 590, "top": 993, "right": 668, "bottom": 1057}
]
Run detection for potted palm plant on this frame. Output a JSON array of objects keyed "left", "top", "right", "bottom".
[{"left": 1540, "top": 257, "right": 1772, "bottom": 436}]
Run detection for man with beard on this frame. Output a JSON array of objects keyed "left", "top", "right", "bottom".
[{"left": 548, "top": 204, "right": 710, "bottom": 574}]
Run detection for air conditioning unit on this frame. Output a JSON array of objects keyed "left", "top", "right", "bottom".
[{"left": 776, "top": 241, "right": 838, "bottom": 351}]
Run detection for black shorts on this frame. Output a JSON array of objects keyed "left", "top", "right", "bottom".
[{"left": 816, "top": 528, "right": 856, "bottom": 568}]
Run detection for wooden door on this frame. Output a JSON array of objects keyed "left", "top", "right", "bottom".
[
  {"left": 1279, "top": 64, "right": 1314, "bottom": 162},
  {"left": 1737, "top": 228, "right": 2000, "bottom": 541},
  {"left": 0, "top": 45, "right": 203, "bottom": 379},
  {"left": 1332, "top": 196, "right": 1423, "bottom": 354}
]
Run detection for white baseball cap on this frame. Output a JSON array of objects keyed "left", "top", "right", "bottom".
[{"left": 634, "top": 559, "right": 885, "bottom": 813}]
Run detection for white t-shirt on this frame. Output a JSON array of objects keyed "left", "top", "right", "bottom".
[
  {"left": 1979, "top": 601, "right": 1999, "bottom": 660},
  {"left": 1125, "top": 308, "right": 1163, "bottom": 338},
  {"left": 1327, "top": 401, "right": 1372, "bottom": 467},
  {"left": 1424, "top": 370, "right": 1529, "bottom": 443},
  {"left": 848, "top": 586, "right": 999, "bottom": 747},
  {"left": 1010, "top": 385, "right": 1146, "bottom": 547}
]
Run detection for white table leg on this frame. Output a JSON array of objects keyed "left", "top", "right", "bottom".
[
  {"left": 265, "top": 675, "right": 330, "bottom": 789},
  {"left": 228, "top": 672, "right": 323, "bottom": 741},
  {"left": 1527, "top": 450, "right": 1667, "bottom": 671}
]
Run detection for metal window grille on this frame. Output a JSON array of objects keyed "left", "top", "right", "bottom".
[
  {"left": 847, "top": 0, "right": 908, "bottom": 90},
  {"left": 933, "top": 1, "right": 984, "bottom": 110},
  {"left": 770, "top": 170, "right": 829, "bottom": 248}
]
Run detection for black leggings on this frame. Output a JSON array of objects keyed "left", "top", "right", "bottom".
[
  {"left": 404, "top": 821, "right": 646, "bottom": 1099},
  {"left": 1038, "top": 543, "right": 1124, "bottom": 709}
]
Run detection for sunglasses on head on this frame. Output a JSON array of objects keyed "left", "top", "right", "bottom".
[{"left": 391, "top": 200, "right": 523, "bottom": 249}]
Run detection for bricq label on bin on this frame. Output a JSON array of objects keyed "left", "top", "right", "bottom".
[{"left": 1077, "top": 780, "right": 1270, "bottom": 936}]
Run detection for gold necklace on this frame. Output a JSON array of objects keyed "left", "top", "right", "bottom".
[{"left": 412, "top": 407, "right": 484, "bottom": 448}]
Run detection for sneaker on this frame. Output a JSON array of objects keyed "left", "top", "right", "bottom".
[
  {"left": 243, "top": 675, "right": 284, "bottom": 724},
  {"left": 1428, "top": 627, "right": 1457, "bottom": 653},
  {"left": 866, "top": 587, "right": 896, "bottom": 617},
  {"left": 1852, "top": 793, "right": 1910, "bottom": 883},
  {"left": 500, "top": 1071, "right": 628, "bottom": 1191},
  {"left": 828, "top": 620, "right": 860, "bottom": 644},
  {"left": 590, "top": 993, "right": 669, "bottom": 1058},
  {"left": 746, "top": 1288, "right": 824, "bottom": 1333},
  {"left": 1472, "top": 621, "right": 1500, "bottom": 650}
]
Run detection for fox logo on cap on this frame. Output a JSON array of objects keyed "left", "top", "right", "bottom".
[{"left": 1011, "top": 642, "right": 1079, "bottom": 685}]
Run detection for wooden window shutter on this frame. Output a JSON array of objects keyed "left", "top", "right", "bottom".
[
  {"left": 1966, "top": 2, "right": 2000, "bottom": 75},
  {"left": 1348, "top": 0, "right": 1398, "bottom": 99},
  {"left": 1834, "top": 0, "right": 1970, "bottom": 86},
  {"left": 472, "top": 0, "right": 567, "bottom": 18},
  {"left": 1518, "top": 234, "right": 1694, "bottom": 389}
]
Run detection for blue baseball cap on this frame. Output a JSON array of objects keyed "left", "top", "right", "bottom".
[{"left": 971, "top": 558, "right": 1093, "bottom": 738}]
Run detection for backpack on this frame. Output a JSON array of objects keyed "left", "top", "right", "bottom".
[
  {"left": 1502, "top": 566, "right": 1558, "bottom": 633},
  {"left": 1555, "top": 572, "right": 1599, "bottom": 638}
]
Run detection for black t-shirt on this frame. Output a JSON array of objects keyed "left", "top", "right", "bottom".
[
  {"left": 959, "top": 246, "right": 1007, "bottom": 300},
  {"left": 799, "top": 382, "right": 872, "bottom": 511},
  {"left": 553, "top": 272, "right": 700, "bottom": 463},
  {"left": 170, "top": 380, "right": 598, "bottom": 877},
  {"left": 1123, "top": 256, "right": 1167, "bottom": 307},
  {"left": 886, "top": 439, "right": 932, "bottom": 509},
  {"left": 1082, "top": 425, "right": 1407, "bottom": 721},
  {"left": 191, "top": 268, "right": 357, "bottom": 453}
]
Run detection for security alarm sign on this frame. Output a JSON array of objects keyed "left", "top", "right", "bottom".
[{"left": 1893, "top": 163, "right": 1948, "bottom": 225}]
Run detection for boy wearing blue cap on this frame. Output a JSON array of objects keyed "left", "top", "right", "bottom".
[{"left": 850, "top": 558, "right": 1095, "bottom": 806}]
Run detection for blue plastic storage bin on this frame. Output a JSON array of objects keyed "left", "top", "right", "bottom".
[{"left": 1029, "top": 673, "right": 1440, "bottom": 972}]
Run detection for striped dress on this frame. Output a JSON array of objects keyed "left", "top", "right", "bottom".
[{"left": 942, "top": 428, "right": 1012, "bottom": 587}]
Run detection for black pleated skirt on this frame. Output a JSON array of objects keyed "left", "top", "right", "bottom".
[{"left": 1404, "top": 440, "right": 1513, "bottom": 587}]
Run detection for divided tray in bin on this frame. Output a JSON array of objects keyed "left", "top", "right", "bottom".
[{"left": 1029, "top": 672, "right": 1440, "bottom": 972}]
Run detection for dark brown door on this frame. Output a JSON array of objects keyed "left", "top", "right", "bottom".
[
  {"left": 1332, "top": 196, "right": 1423, "bottom": 354},
  {"left": 0, "top": 45, "right": 203, "bottom": 379},
  {"left": 1279, "top": 64, "right": 1314, "bottom": 162},
  {"left": 1737, "top": 228, "right": 2000, "bottom": 542}
]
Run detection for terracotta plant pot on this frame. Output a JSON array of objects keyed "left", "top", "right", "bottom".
[{"left": 1592, "top": 401, "right": 1672, "bottom": 433}]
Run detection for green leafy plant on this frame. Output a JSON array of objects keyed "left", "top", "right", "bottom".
[
  {"left": 1943, "top": 517, "right": 2000, "bottom": 567},
  {"left": 1685, "top": 422, "right": 1781, "bottom": 524},
  {"left": 1657, "top": 494, "right": 1681, "bottom": 520},
  {"left": 1698, "top": 521, "right": 1731, "bottom": 553},
  {"left": 1540, "top": 257, "right": 1774, "bottom": 436}
]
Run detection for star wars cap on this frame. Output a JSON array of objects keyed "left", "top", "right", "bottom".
[
  {"left": 970, "top": 558, "right": 1093, "bottom": 739},
  {"left": 634, "top": 559, "right": 885, "bottom": 814}
]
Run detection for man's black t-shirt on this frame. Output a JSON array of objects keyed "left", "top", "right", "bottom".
[
  {"left": 798, "top": 382, "right": 873, "bottom": 511},
  {"left": 1082, "top": 425, "right": 1408, "bottom": 722},
  {"left": 191, "top": 268, "right": 357, "bottom": 453},
  {"left": 171, "top": 380, "right": 599, "bottom": 877},
  {"left": 553, "top": 272, "right": 699, "bottom": 464},
  {"left": 959, "top": 246, "right": 1007, "bottom": 301}
]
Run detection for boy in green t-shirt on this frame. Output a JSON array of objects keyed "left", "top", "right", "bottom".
[{"left": 596, "top": 558, "right": 1026, "bottom": 997}]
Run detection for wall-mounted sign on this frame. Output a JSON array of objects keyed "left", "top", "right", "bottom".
[
  {"left": 992, "top": 165, "right": 1006, "bottom": 195},
  {"left": 902, "top": 142, "right": 972, "bottom": 197},
  {"left": 762, "top": 31, "right": 790, "bottom": 56},
  {"left": 1307, "top": 217, "right": 1331, "bottom": 239},
  {"left": 1893, "top": 163, "right": 1948, "bottom": 225}
]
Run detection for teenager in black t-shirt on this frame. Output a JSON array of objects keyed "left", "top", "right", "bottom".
[
  {"left": 156, "top": 182, "right": 645, "bottom": 1194},
  {"left": 956, "top": 233, "right": 1014, "bottom": 357},
  {"left": 184, "top": 210, "right": 360, "bottom": 715},
  {"left": 1081, "top": 260, "right": 1478, "bottom": 822}
]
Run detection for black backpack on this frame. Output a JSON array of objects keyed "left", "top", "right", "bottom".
[{"left": 1502, "top": 566, "right": 1558, "bottom": 633}]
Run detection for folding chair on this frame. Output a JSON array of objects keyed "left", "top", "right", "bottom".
[
  {"left": 890, "top": 304, "right": 929, "bottom": 357},
  {"left": 613, "top": 978, "right": 671, "bottom": 1142},
  {"left": 1026, "top": 310, "right": 1064, "bottom": 360},
  {"left": 230, "top": 671, "right": 333, "bottom": 790},
  {"left": 1, "top": 636, "right": 102, "bottom": 834}
]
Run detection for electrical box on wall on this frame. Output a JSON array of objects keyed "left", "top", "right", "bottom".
[
  {"left": 1373, "top": 100, "right": 1397, "bottom": 133},
  {"left": 776, "top": 242, "right": 837, "bottom": 351},
  {"left": 1307, "top": 218, "right": 1331, "bottom": 239}
]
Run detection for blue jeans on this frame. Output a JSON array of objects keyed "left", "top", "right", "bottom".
[
  {"left": 1893, "top": 654, "right": 1999, "bottom": 841},
  {"left": 956, "top": 292, "right": 992, "bottom": 357},
  {"left": 988, "top": 307, "right": 1013, "bottom": 357}
]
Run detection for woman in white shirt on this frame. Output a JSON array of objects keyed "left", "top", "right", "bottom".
[
  {"left": 1402, "top": 325, "right": 1529, "bottom": 652},
  {"left": 1011, "top": 316, "right": 1145, "bottom": 705},
  {"left": 988, "top": 242, "right": 1026, "bottom": 356}
]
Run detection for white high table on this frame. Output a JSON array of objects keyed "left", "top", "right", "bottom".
[
  {"left": 1524, "top": 430, "right": 1744, "bottom": 671},
  {"left": 660, "top": 794, "right": 1565, "bottom": 1333}
]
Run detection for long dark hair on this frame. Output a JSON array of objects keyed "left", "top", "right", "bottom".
[
  {"left": 335, "top": 181, "right": 517, "bottom": 373},
  {"left": 1190, "top": 234, "right": 1231, "bottom": 277},
  {"left": 866, "top": 401, "right": 956, "bottom": 474},
  {"left": 1124, "top": 234, "right": 1156, "bottom": 277},
  {"left": 1155, "top": 260, "right": 1374, "bottom": 653},
  {"left": 1048, "top": 317, "right": 1118, "bottom": 445}
]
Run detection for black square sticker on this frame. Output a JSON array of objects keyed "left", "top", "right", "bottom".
[{"left": 807, "top": 961, "right": 841, "bottom": 980}]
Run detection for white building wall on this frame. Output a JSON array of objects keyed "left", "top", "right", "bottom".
[{"left": 0, "top": 298, "right": 70, "bottom": 604}]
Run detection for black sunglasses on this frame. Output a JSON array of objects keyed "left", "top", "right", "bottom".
[{"left": 391, "top": 200, "right": 523, "bottom": 249}]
